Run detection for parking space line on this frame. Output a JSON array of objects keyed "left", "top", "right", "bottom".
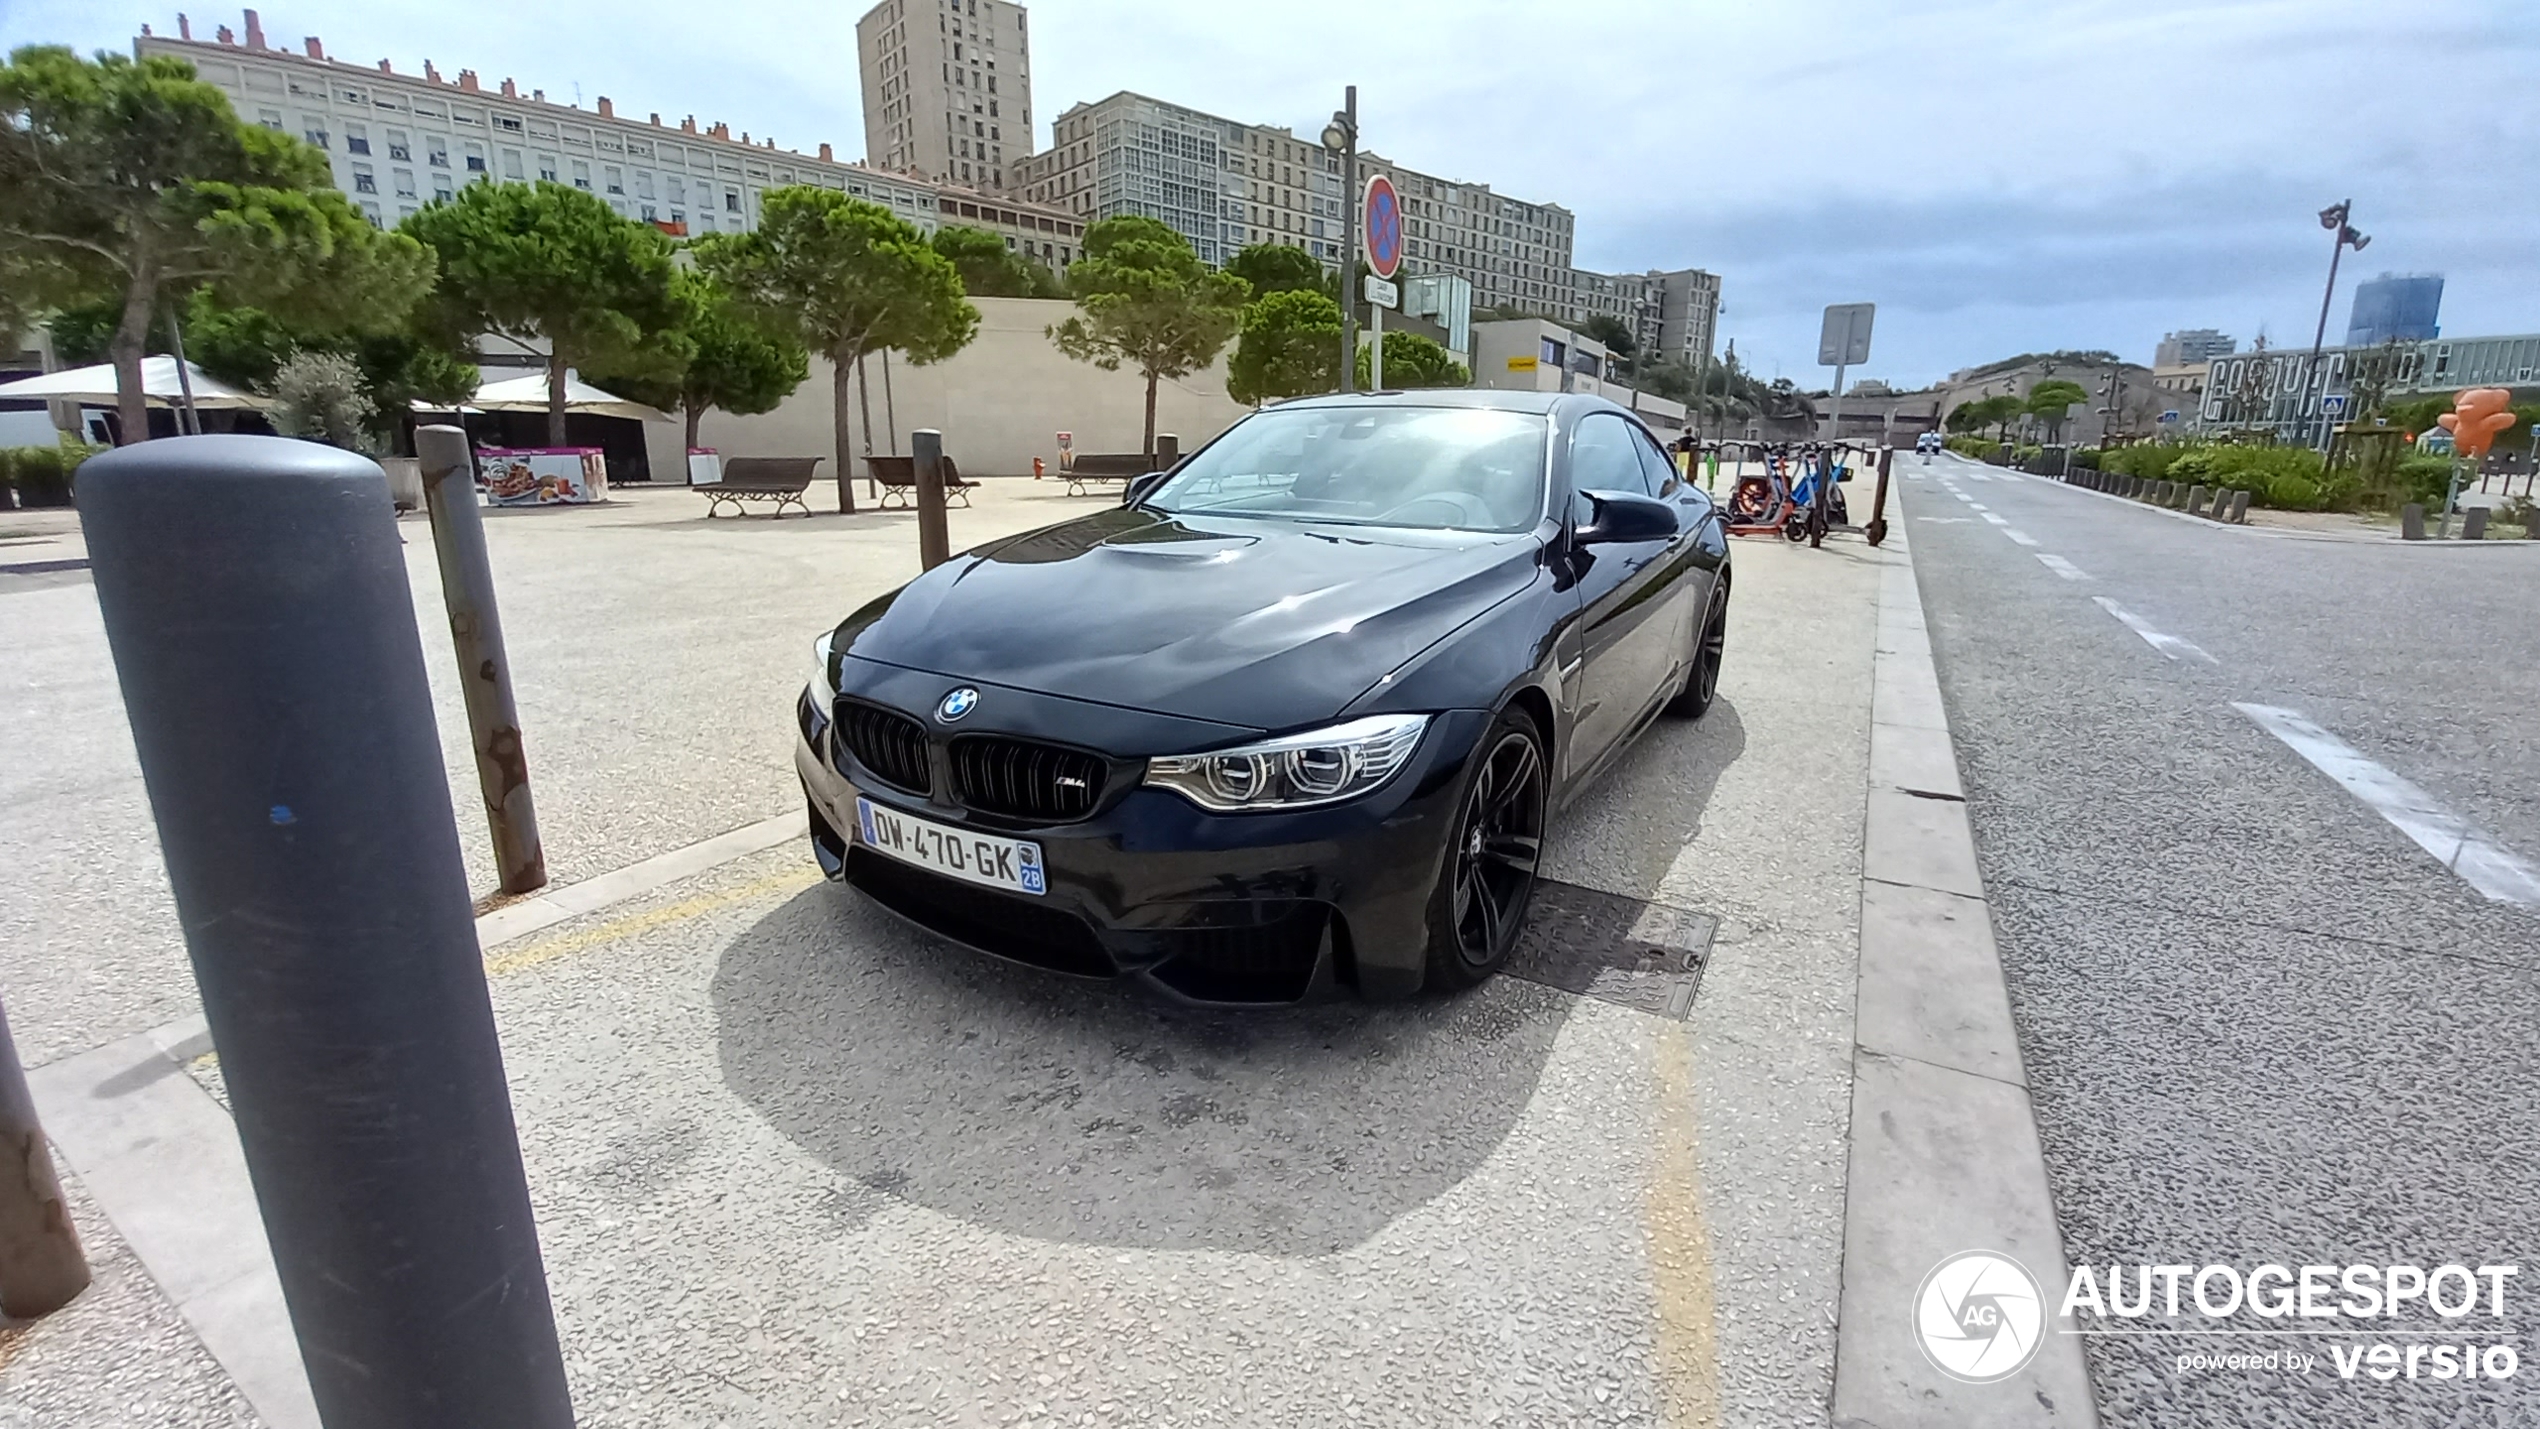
[
  {"left": 2233, "top": 703, "right": 2540, "bottom": 907},
  {"left": 474, "top": 811, "right": 804, "bottom": 950},
  {"left": 2091, "top": 597, "right": 2218, "bottom": 663},
  {"left": 2036, "top": 554, "right": 2090, "bottom": 580},
  {"left": 483, "top": 866, "right": 823, "bottom": 979}
]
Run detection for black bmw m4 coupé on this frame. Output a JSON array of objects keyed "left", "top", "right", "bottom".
[{"left": 795, "top": 390, "right": 1730, "bottom": 1004}]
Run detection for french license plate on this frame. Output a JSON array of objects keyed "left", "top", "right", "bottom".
[{"left": 856, "top": 797, "right": 1046, "bottom": 896}]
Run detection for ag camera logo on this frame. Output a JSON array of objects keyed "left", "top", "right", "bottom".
[{"left": 1916, "top": 1251, "right": 2045, "bottom": 1383}]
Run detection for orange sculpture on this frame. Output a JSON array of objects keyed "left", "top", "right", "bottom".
[{"left": 2436, "top": 388, "right": 2518, "bottom": 459}]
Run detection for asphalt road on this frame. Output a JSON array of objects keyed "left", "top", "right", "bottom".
[{"left": 1902, "top": 454, "right": 2540, "bottom": 1428}]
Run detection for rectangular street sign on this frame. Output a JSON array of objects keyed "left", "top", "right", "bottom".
[
  {"left": 2321, "top": 394, "right": 2347, "bottom": 414},
  {"left": 1506, "top": 355, "right": 1538, "bottom": 372},
  {"left": 1362, "top": 275, "right": 1399, "bottom": 309},
  {"left": 1819, "top": 303, "right": 1874, "bottom": 367}
]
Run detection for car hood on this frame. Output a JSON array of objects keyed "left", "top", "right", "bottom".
[{"left": 839, "top": 506, "right": 1545, "bottom": 731}]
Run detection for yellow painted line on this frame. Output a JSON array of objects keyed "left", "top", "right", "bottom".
[
  {"left": 483, "top": 867, "right": 822, "bottom": 979},
  {"left": 1648, "top": 1021, "right": 1722, "bottom": 1429},
  {"left": 179, "top": 868, "right": 822, "bottom": 1076}
]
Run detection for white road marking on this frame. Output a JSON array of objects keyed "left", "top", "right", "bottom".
[
  {"left": 1967, "top": 502, "right": 1988, "bottom": 512},
  {"left": 2091, "top": 596, "right": 2218, "bottom": 663},
  {"left": 2004, "top": 528, "right": 2040, "bottom": 546},
  {"left": 1967, "top": 472, "right": 1993, "bottom": 482},
  {"left": 1980, "top": 513, "right": 2009, "bottom": 526},
  {"left": 1915, "top": 517, "right": 1973, "bottom": 524},
  {"left": 2036, "top": 553, "right": 2090, "bottom": 580},
  {"left": 2233, "top": 703, "right": 2540, "bottom": 907}
]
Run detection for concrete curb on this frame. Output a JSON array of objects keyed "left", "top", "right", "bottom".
[
  {"left": 1829, "top": 517, "right": 2100, "bottom": 1428},
  {"left": 1998, "top": 463, "right": 2529, "bottom": 548}
]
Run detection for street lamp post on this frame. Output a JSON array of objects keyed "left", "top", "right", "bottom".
[
  {"left": 1322, "top": 88, "right": 1359, "bottom": 394},
  {"left": 2302, "top": 200, "right": 2370, "bottom": 450}
]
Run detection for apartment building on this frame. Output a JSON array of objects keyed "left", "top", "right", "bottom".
[
  {"left": 137, "top": 11, "right": 1082, "bottom": 267},
  {"left": 856, "top": 0, "right": 1032, "bottom": 189},
  {"left": 2153, "top": 328, "right": 2235, "bottom": 367},
  {"left": 1011, "top": 92, "right": 1587, "bottom": 308}
]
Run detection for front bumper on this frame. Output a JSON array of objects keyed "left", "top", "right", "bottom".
[{"left": 795, "top": 683, "right": 1489, "bottom": 1003}]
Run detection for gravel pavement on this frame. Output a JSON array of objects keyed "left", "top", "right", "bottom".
[{"left": 1902, "top": 455, "right": 2538, "bottom": 1428}]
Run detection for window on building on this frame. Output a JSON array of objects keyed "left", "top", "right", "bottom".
[
  {"left": 351, "top": 165, "right": 376, "bottom": 194},
  {"left": 257, "top": 108, "right": 284, "bottom": 130},
  {"left": 304, "top": 121, "right": 329, "bottom": 149},
  {"left": 604, "top": 166, "right": 623, "bottom": 195},
  {"left": 394, "top": 169, "right": 416, "bottom": 198},
  {"left": 503, "top": 150, "right": 525, "bottom": 180},
  {"left": 361, "top": 201, "right": 383, "bottom": 226},
  {"left": 537, "top": 153, "right": 558, "bottom": 181},
  {"left": 345, "top": 124, "right": 370, "bottom": 155},
  {"left": 387, "top": 130, "right": 410, "bottom": 161},
  {"left": 725, "top": 188, "right": 741, "bottom": 211},
  {"left": 464, "top": 142, "right": 485, "bottom": 172},
  {"left": 434, "top": 178, "right": 454, "bottom": 202}
]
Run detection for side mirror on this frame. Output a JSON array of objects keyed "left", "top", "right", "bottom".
[
  {"left": 1576, "top": 490, "right": 1679, "bottom": 544},
  {"left": 1124, "top": 471, "right": 1169, "bottom": 508}
]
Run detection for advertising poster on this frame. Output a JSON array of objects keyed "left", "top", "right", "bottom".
[{"left": 478, "top": 447, "right": 608, "bottom": 505}]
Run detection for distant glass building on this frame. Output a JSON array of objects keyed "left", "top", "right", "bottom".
[{"left": 2345, "top": 273, "right": 2443, "bottom": 348}]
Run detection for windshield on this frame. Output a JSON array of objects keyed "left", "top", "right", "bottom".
[{"left": 1143, "top": 406, "right": 1548, "bottom": 534}]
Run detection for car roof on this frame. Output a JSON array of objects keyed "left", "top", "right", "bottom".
[{"left": 1270, "top": 389, "right": 1638, "bottom": 421}]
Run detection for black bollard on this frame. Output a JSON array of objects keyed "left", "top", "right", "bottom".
[
  {"left": 79, "top": 436, "right": 575, "bottom": 1429},
  {"left": 912, "top": 428, "right": 951, "bottom": 571}
]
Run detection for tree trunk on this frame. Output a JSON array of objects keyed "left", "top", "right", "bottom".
[
  {"left": 109, "top": 276, "right": 157, "bottom": 446},
  {"left": 1142, "top": 369, "right": 1159, "bottom": 463},
  {"left": 832, "top": 350, "right": 858, "bottom": 513},
  {"left": 684, "top": 400, "right": 703, "bottom": 455},
  {"left": 546, "top": 353, "right": 570, "bottom": 448}
]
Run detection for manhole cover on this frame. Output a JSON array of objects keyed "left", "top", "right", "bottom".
[{"left": 1504, "top": 880, "right": 1716, "bottom": 1020}]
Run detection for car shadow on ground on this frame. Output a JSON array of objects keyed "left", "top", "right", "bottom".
[
  {"left": 1543, "top": 695, "right": 1747, "bottom": 907},
  {"left": 710, "top": 883, "right": 1579, "bottom": 1258}
]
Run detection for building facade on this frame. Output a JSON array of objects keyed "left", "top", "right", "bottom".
[
  {"left": 856, "top": 0, "right": 1032, "bottom": 190},
  {"left": 137, "top": 13, "right": 1082, "bottom": 268},
  {"left": 1011, "top": 90, "right": 1615, "bottom": 317},
  {"left": 1011, "top": 92, "right": 1251, "bottom": 267},
  {"left": 2154, "top": 328, "right": 2235, "bottom": 366},
  {"left": 2201, "top": 331, "right": 2540, "bottom": 435},
  {"left": 2345, "top": 273, "right": 2443, "bottom": 348}
]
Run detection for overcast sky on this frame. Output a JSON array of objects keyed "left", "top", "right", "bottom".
[{"left": 9, "top": 0, "right": 2534, "bottom": 387}]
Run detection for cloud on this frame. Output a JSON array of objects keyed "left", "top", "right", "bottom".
[{"left": 10, "top": 0, "right": 2536, "bottom": 385}]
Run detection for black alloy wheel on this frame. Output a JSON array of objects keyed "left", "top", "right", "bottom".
[
  {"left": 1669, "top": 576, "right": 1728, "bottom": 719},
  {"left": 1427, "top": 711, "right": 1546, "bottom": 989}
]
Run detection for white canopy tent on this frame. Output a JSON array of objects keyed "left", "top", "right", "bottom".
[
  {"left": 461, "top": 371, "right": 672, "bottom": 424},
  {"left": 0, "top": 356, "right": 267, "bottom": 409}
]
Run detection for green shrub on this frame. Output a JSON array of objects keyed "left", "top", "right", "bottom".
[
  {"left": 2067, "top": 447, "right": 2101, "bottom": 470},
  {"left": 5, "top": 437, "right": 100, "bottom": 507},
  {"left": 2392, "top": 454, "right": 2456, "bottom": 506},
  {"left": 2100, "top": 444, "right": 2180, "bottom": 481},
  {"left": 2266, "top": 474, "right": 2322, "bottom": 510}
]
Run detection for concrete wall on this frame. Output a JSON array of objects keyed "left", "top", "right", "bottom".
[{"left": 696, "top": 297, "right": 1252, "bottom": 478}]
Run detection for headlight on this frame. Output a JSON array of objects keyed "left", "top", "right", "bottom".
[
  {"left": 809, "top": 631, "right": 837, "bottom": 708},
  {"left": 1144, "top": 714, "right": 1429, "bottom": 812}
]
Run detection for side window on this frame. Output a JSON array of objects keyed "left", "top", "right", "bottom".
[
  {"left": 1569, "top": 415, "right": 1647, "bottom": 498},
  {"left": 1630, "top": 427, "right": 1681, "bottom": 497}
]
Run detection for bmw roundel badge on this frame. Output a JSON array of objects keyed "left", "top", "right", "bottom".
[{"left": 937, "top": 686, "right": 980, "bottom": 723}]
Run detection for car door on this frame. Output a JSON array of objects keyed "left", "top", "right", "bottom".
[
  {"left": 1631, "top": 424, "right": 1722, "bottom": 677},
  {"left": 1563, "top": 413, "right": 1684, "bottom": 775}
]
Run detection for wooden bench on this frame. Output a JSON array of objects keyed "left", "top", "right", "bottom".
[
  {"left": 865, "top": 454, "right": 977, "bottom": 509},
  {"left": 1062, "top": 452, "right": 1156, "bottom": 497},
  {"left": 694, "top": 456, "right": 823, "bottom": 517}
]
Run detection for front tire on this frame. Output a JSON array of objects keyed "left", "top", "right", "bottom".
[
  {"left": 1423, "top": 708, "right": 1547, "bottom": 992},
  {"left": 1667, "top": 574, "right": 1728, "bottom": 719}
]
